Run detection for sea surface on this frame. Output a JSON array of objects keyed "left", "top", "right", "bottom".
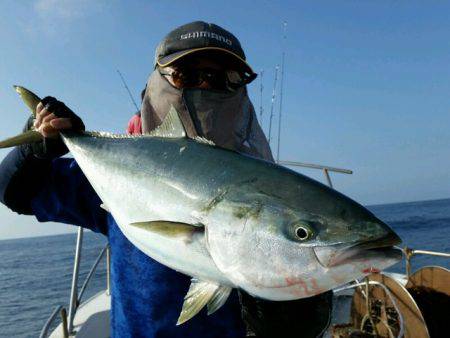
[{"left": 1, "top": 198, "right": 449, "bottom": 337}]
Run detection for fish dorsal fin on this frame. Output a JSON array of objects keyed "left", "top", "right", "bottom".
[
  {"left": 100, "top": 203, "right": 111, "bottom": 213},
  {"left": 194, "top": 136, "right": 215, "bottom": 146},
  {"left": 147, "top": 105, "right": 186, "bottom": 138},
  {"left": 177, "top": 279, "right": 232, "bottom": 325}
]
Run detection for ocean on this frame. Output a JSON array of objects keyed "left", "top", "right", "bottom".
[{"left": 1, "top": 198, "right": 449, "bottom": 337}]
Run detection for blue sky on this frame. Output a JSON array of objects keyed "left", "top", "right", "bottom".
[{"left": 0, "top": 1, "right": 449, "bottom": 239}]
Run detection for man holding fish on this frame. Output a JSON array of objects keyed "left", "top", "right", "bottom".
[{"left": 0, "top": 21, "right": 400, "bottom": 338}]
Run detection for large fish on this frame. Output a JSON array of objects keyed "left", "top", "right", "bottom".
[{"left": 1, "top": 86, "right": 402, "bottom": 324}]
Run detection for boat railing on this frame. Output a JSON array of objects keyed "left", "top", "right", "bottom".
[
  {"left": 39, "top": 305, "right": 63, "bottom": 338},
  {"left": 77, "top": 244, "right": 110, "bottom": 305},
  {"left": 39, "top": 228, "right": 110, "bottom": 338},
  {"left": 403, "top": 247, "right": 450, "bottom": 277},
  {"left": 277, "top": 160, "right": 353, "bottom": 188}
]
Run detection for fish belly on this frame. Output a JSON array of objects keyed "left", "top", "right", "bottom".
[{"left": 64, "top": 135, "right": 233, "bottom": 285}]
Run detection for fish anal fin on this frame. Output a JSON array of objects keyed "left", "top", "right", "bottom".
[
  {"left": 206, "top": 285, "right": 232, "bottom": 315},
  {"left": 147, "top": 105, "right": 186, "bottom": 138},
  {"left": 177, "top": 279, "right": 230, "bottom": 325},
  {"left": 129, "top": 221, "right": 203, "bottom": 243}
]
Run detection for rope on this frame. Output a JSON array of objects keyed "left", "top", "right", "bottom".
[{"left": 334, "top": 280, "right": 405, "bottom": 338}]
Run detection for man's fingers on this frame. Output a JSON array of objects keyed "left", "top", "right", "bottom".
[
  {"left": 36, "top": 102, "right": 44, "bottom": 115},
  {"left": 34, "top": 104, "right": 52, "bottom": 128},
  {"left": 39, "top": 123, "right": 59, "bottom": 139},
  {"left": 42, "top": 113, "right": 56, "bottom": 124},
  {"left": 36, "top": 118, "right": 73, "bottom": 138},
  {"left": 50, "top": 118, "right": 73, "bottom": 130}
]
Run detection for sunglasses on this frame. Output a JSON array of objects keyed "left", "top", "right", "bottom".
[{"left": 159, "top": 66, "right": 256, "bottom": 90}]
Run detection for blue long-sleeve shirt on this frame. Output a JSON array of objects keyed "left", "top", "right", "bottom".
[{"left": 0, "top": 147, "right": 245, "bottom": 338}]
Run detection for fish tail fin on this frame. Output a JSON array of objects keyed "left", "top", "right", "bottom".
[
  {"left": 0, "top": 86, "right": 43, "bottom": 149},
  {"left": 13, "top": 85, "right": 41, "bottom": 117},
  {"left": 0, "top": 130, "right": 42, "bottom": 149}
]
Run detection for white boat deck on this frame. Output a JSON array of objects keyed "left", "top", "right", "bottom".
[
  {"left": 47, "top": 272, "right": 408, "bottom": 338},
  {"left": 49, "top": 291, "right": 110, "bottom": 338}
]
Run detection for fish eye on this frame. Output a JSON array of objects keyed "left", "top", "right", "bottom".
[{"left": 295, "top": 226, "right": 311, "bottom": 241}]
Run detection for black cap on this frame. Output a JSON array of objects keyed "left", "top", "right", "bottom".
[{"left": 155, "top": 21, "right": 254, "bottom": 75}]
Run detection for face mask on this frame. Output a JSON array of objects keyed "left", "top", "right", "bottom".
[{"left": 141, "top": 70, "right": 273, "bottom": 161}]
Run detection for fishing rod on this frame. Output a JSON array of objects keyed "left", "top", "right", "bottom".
[
  {"left": 117, "top": 69, "right": 140, "bottom": 112},
  {"left": 276, "top": 21, "right": 287, "bottom": 162},
  {"left": 267, "top": 65, "right": 279, "bottom": 144},
  {"left": 259, "top": 70, "right": 264, "bottom": 124}
]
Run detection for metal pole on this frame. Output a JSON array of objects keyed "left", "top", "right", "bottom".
[
  {"left": 406, "top": 256, "right": 412, "bottom": 278},
  {"left": 60, "top": 308, "right": 69, "bottom": 338},
  {"left": 402, "top": 247, "right": 450, "bottom": 277},
  {"left": 77, "top": 245, "right": 108, "bottom": 303},
  {"left": 278, "top": 160, "right": 353, "bottom": 174},
  {"left": 404, "top": 247, "right": 413, "bottom": 278},
  {"left": 268, "top": 65, "right": 279, "bottom": 144},
  {"left": 259, "top": 70, "right": 264, "bottom": 125},
  {"left": 106, "top": 244, "right": 111, "bottom": 296},
  {"left": 323, "top": 169, "right": 333, "bottom": 188},
  {"left": 412, "top": 249, "right": 450, "bottom": 258},
  {"left": 276, "top": 21, "right": 287, "bottom": 162},
  {"left": 68, "top": 227, "right": 83, "bottom": 334}
]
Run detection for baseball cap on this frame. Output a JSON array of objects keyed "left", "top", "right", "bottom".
[{"left": 155, "top": 21, "right": 255, "bottom": 76}]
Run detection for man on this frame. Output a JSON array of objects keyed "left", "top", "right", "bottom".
[
  {"left": 126, "top": 87, "right": 145, "bottom": 135},
  {"left": 0, "top": 21, "right": 331, "bottom": 337}
]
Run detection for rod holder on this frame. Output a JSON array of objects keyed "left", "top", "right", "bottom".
[
  {"left": 106, "top": 244, "right": 111, "bottom": 296},
  {"left": 68, "top": 227, "right": 84, "bottom": 334},
  {"left": 60, "top": 308, "right": 69, "bottom": 338}
]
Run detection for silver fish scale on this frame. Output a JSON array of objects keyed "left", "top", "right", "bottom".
[{"left": 61, "top": 132, "right": 401, "bottom": 301}]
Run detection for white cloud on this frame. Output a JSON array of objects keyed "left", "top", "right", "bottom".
[
  {"left": 29, "top": 0, "right": 106, "bottom": 36},
  {"left": 34, "top": 0, "right": 104, "bottom": 21}
]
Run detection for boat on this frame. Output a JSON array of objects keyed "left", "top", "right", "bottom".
[{"left": 40, "top": 164, "right": 450, "bottom": 338}]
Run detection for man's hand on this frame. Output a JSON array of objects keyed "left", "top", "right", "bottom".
[
  {"left": 24, "top": 96, "right": 84, "bottom": 159},
  {"left": 33, "top": 96, "right": 84, "bottom": 138},
  {"left": 34, "top": 102, "right": 74, "bottom": 138}
]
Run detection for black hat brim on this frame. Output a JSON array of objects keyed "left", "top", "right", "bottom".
[{"left": 157, "top": 47, "right": 255, "bottom": 75}]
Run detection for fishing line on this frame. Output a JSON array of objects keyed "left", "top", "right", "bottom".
[{"left": 117, "top": 69, "right": 140, "bottom": 112}]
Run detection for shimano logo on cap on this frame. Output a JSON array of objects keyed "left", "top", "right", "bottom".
[{"left": 180, "top": 31, "right": 233, "bottom": 46}]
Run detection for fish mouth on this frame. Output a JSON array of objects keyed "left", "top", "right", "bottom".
[{"left": 314, "top": 231, "right": 402, "bottom": 268}]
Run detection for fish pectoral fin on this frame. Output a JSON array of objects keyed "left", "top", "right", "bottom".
[
  {"left": 177, "top": 279, "right": 232, "bottom": 325},
  {"left": 147, "top": 105, "right": 186, "bottom": 138},
  {"left": 129, "top": 221, "right": 203, "bottom": 242}
]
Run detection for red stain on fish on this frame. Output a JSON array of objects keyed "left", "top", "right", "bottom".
[
  {"left": 284, "top": 276, "right": 323, "bottom": 297},
  {"left": 362, "top": 267, "right": 380, "bottom": 274},
  {"left": 310, "top": 278, "right": 322, "bottom": 293},
  {"left": 285, "top": 276, "right": 304, "bottom": 287}
]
